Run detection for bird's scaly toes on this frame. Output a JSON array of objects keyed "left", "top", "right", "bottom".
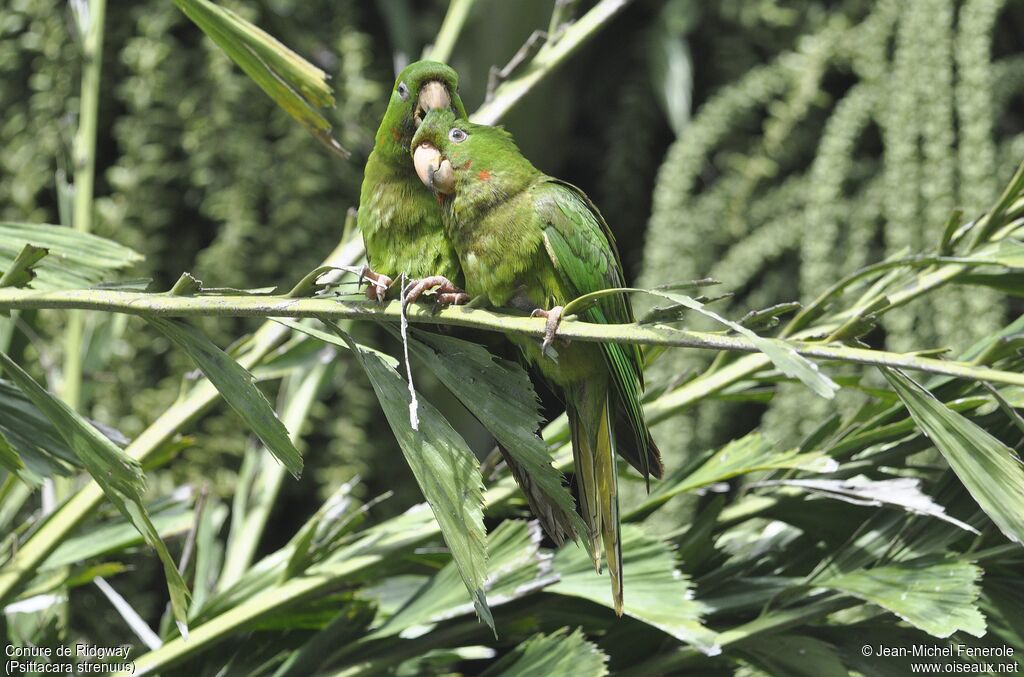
[
  {"left": 531, "top": 305, "right": 564, "bottom": 352},
  {"left": 403, "top": 275, "right": 470, "bottom": 307},
  {"left": 359, "top": 266, "right": 392, "bottom": 304}
]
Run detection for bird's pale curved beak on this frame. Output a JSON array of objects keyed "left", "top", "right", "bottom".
[
  {"left": 413, "top": 142, "right": 455, "bottom": 194},
  {"left": 414, "top": 81, "right": 451, "bottom": 127}
]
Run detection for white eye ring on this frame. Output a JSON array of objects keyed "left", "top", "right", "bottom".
[
  {"left": 397, "top": 82, "right": 409, "bottom": 101},
  {"left": 449, "top": 128, "right": 468, "bottom": 143}
]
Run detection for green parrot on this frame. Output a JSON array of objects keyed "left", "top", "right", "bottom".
[
  {"left": 410, "top": 110, "right": 664, "bottom": 615},
  {"left": 357, "top": 60, "right": 469, "bottom": 304},
  {"left": 358, "top": 62, "right": 580, "bottom": 545}
]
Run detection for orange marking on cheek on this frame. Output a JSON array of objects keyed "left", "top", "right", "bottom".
[
  {"left": 477, "top": 169, "right": 491, "bottom": 181},
  {"left": 459, "top": 159, "right": 473, "bottom": 171},
  {"left": 390, "top": 127, "right": 401, "bottom": 142}
]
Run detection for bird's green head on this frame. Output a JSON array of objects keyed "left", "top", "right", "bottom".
[
  {"left": 410, "top": 109, "right": 533, "bottom": 196},
  {"left": 376, "top": 60, "right": 467, "bottom": 157}
]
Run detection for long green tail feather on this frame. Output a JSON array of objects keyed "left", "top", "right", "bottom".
[
  {"left": 568, "top": 399, "right": 602, "bottom": 572},
  {"left": 568, "top": 382, "right": 624, "bottom": 614},
  {"left": 589, "top": 307, "right": 663, "bottom": 486},
  {"left": 541, "top": 180, "right": 663, "bottom": 485},
  {"left": 597, "top": 397, "right": 624, "bottom": 616}
]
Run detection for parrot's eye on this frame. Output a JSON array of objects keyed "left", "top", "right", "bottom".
[
  {"left": 397, "top": 82, "right": 409, "bottom": 101},
  {"left": 449, "top": 128, "right": 468, "bottom": 143}
]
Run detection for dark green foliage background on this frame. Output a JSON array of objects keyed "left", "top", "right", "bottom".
[{"left": 3, "top": 0, "right": 1024, "bottom": 653}]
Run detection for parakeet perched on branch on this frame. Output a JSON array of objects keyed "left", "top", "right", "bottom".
[
  {"left": 357, "top": 60, "right": 468, "bottom": 304},
  {"left": 359, "top": 62, "right": 580, "bottom": 547},
  {"left": 410, "top": 109, "right": 664, "bottom": 615}
]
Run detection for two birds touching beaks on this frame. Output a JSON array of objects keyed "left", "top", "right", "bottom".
[{"left": 357, "top": 60, "right": 664, "bottom": 616}]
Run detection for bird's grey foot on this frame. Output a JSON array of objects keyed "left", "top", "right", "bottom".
[
  {"left": 359, "top": 266, "right": 392, "bottom": 304},
  {"left": 403, "top": 275, "right": 470, "bottom": 306},
  {"left": 531, "top": 305, "right": 564, "bottom": 352}
]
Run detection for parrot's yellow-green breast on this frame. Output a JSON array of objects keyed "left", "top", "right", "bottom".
[{"left": 357, "top": 60, "right": 466, "bottom": 283}]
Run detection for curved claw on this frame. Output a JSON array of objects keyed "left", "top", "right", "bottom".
[
  {"left": 435, "top": 291, "right": 471, "bottom": 305},
  {"left": 402, "top": 275, "right": 470, "bottom": 307},
  {"left": 360, "top": 266, "right": 392, "bottom": 304},
  {"left": 531, "top": 305, "right": 564, "bottom": 353}
]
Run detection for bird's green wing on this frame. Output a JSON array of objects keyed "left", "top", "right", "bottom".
[{"left": 537, "top": 179, "right": 662, "bottom": 481}]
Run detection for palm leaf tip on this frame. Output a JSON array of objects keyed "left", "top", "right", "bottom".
[{"left": 172, "top": 0, "right": 348, "bottom": 157}]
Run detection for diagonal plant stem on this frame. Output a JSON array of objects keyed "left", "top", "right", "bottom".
[
  {"left": 218, "top": 358, "right": 334, "bottom": 589},
  {"left": 471, "top": 0, "right": 634, "bottom": 124},
  {"left": 0, "top": 289, "right": 1020, "bottom": 387},
  {"left": 123, "top": 476, "right": 524, "bottom": 676},
  {"left": 126, "top": 556, "right": 380, "bottom": 676},
  {"left": 0, "top": 326, "right": 276, "bottom": 606},
  {"left": 0, "top": 237, "right": 362, "bottom": 608}
]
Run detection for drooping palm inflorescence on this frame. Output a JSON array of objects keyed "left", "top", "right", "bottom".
[{"left": 641, "top": 0, "right": 1023, "bottom": 458}]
